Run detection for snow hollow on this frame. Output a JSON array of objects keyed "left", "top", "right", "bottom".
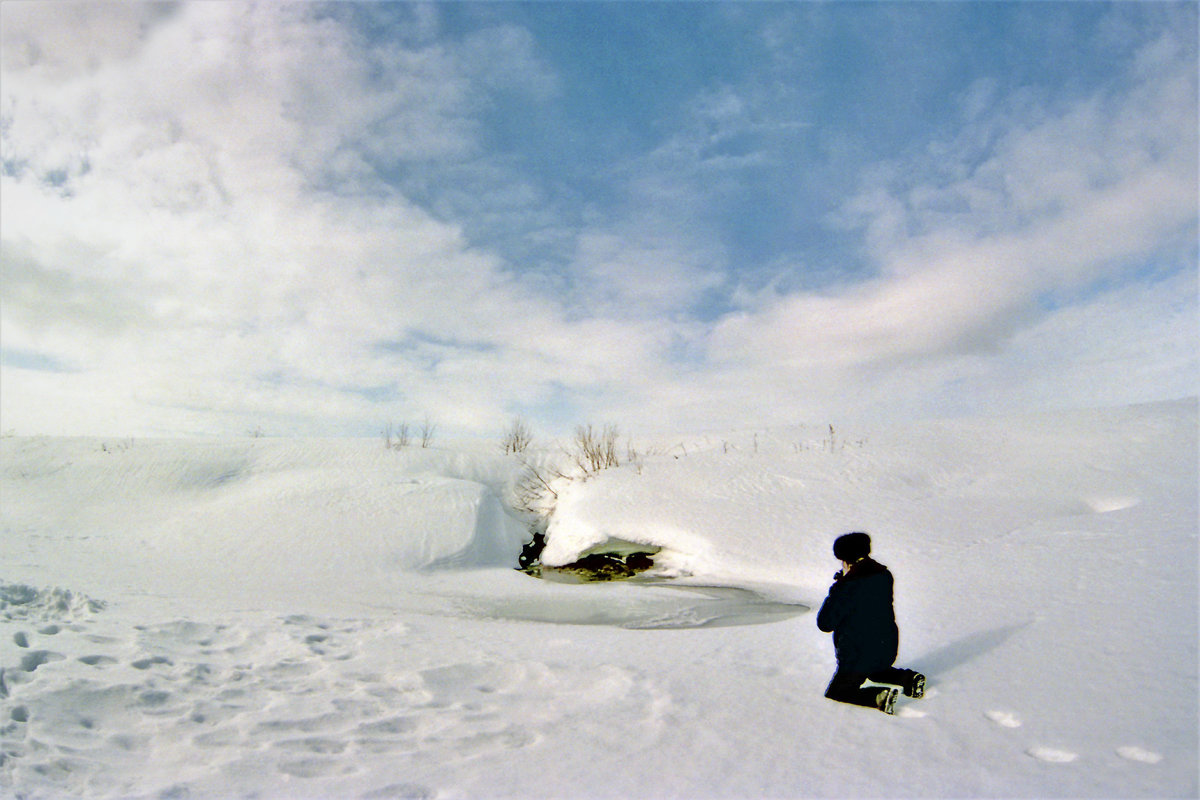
[{"left": 1, "top": 400, "right": 1196, "bottom": 798}]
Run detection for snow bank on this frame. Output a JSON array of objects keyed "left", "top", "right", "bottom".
[
  {"left": 542, "top": 400, "right": 1198, "bottom": 592},
  {"left": 1, "top": 438, "right": 529, "bottom": 608}
]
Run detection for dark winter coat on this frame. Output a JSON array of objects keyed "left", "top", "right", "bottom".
[{"left": 816, "top": 557, "right": 899, "bottom": 673}]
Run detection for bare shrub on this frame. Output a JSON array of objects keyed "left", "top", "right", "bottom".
[
  {"left": 502, "top": 416, "right": 534, "bottom": 455},
  {"left": 384, "top": 421, "right": 411, "bottom": 450},
  {"left": 572, "top": 423, "right": 619, "bottom": 473},
  {"left": 513, "top": 459, "right": 565, "bottom": 520},
  {"left": 420, "top": 416, "right": 436, "bottom": 449},
  {"left": 511, "top": 422, "right": 620, "bottom": 524}
]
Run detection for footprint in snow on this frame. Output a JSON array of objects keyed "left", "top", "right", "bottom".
[
  {"left": 277, "top": 757, "right": 358, "bottom": 779},
  {"left": 1026, "top": 746, "right": 1078, "bottom": 764},
  {"left": 1083, "top": 495, "right": 1140, "bottom": 514},
  {"left": 984, "top": 709, "right": 1022, "bottom": 728},
  {"left": 19, "top": 650, "right": 66, "bottom": 673},
  {"left": 1116, "top": 745, "right": 1163, "bottom": 764},
  {"left": 359, "top": 782, "right": 437, "bottom": 800},
  {"left": 985, "top": 710, "right": 1072, "bottom": 764},
  {"left": 131, "top": 655, "right": 174, "bottom": 670},
  {"left": 78, "top": 654, "right": 119, "bottom": 668}
]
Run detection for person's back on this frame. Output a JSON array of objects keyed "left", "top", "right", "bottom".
[{"left": 817, "top": 556, "right": 898, "bottom": 673}]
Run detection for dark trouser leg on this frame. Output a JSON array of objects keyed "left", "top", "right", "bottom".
[
  {"left": 868, "top": 666, "right": 912, "bottom": 686},
  {"left": 868, "top": 666, "right": 923, "bottom": 697},
  {"left": 824, "top": 667, "right": 884, "bottom": 708}
]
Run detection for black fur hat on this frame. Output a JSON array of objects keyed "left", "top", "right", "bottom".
[{"left": 833, "top": 532, "right": 871, "bottom": 562}]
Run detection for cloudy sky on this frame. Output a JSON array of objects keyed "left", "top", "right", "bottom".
[{"left": 2, "top": 2, "right": 1196, "bottom": 438}]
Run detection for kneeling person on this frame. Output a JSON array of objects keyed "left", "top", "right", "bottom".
[{"left": 816, "top": 532, "right": 925, "bottom": 714}]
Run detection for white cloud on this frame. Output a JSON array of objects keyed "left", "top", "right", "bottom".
[
  {"left": 0, "top": 4, "right": 574, "bottom": 435},
  {"left": 708, "top": 25, "right": 1196, "bottom": 401},
  {"left": 591, "top": 266, "right": 1197, "bottom": 435},
  {"left": 0, "top": 2, "right": 170, "bottom": 78},
  {"left": 568, "top": 231, "right": 725, "bottom": 320}
]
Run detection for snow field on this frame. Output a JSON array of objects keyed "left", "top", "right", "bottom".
[{"left": 1, "top": 400, "right": 1196, "bottom": 798}]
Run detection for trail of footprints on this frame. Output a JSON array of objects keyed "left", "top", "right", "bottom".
[
  {"left": 2, "top": 612, "right": 653, "bottom": 799},
  {"left": 890, "top": 686, "right": 1162, "bottom": 770},
  {"left": 979, "top": 707, "right": 1163, "bottom": 766}
]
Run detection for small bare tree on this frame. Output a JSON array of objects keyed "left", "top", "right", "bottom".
[
  {"left": 571, "top": 423, "right": 619, "bottom": 473},
  {"left": 502, "top": 416, "right": 534, "bottom": 455},
  {"left": 420, "top": 416, "right": 436, "bottom": 449}
]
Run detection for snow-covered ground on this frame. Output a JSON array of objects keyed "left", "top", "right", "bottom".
[{"left": 2, "top": 400, "right": 1196, "bottom": 799}]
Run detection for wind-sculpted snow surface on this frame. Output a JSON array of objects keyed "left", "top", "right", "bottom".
[{"left": 1, "top": 401, "right": 1196, "bottom": 798}]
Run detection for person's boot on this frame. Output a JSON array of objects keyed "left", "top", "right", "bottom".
[
  {"left": 876, "top": 688, "right": 898, "bottom": 715},
  {"left": 905, "top": 671, "right": 926, "bottom": 699}
]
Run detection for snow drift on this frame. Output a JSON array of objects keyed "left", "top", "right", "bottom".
[{"left": 1, "top": 439, "right": 529, "bottom": 610}]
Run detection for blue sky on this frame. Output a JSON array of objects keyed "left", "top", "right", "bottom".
[{"left": 1, "top": 2, "right": 1196, "bottom": 437}]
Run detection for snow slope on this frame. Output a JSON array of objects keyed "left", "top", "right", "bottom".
[{"left": 1, "top": 400, "right": 1196, "bottom": 798}]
